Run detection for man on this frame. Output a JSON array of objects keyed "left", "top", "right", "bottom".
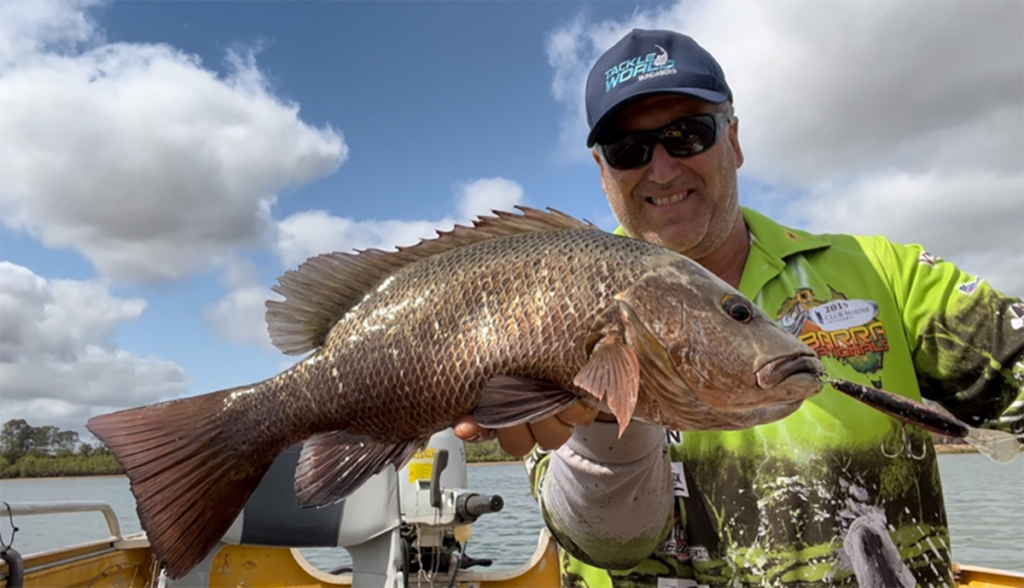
[{"left": 455, "top": 28, "right": 1024, "bottom": 587}]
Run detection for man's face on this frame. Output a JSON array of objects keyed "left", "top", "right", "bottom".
[{"left": 593, "top": 94, "right": 744, "bottom": 260}]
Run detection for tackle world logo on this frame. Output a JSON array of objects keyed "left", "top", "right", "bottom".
[
  {"left": 776, "top": 286, "right": 888, "bottom": 374},
  {"left": 604, "top": 44, "right": 677, "bottom": 92}
]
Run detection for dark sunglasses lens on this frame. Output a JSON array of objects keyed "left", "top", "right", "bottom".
[
  {"left": 601, "top": 114, "right": 722, "bottom": 169},
  {"left": 661, "top": 115, "right": 718, "bottom": 157},
  {"left": 602, "top": 136, "right": 651, "bottom": 170}
]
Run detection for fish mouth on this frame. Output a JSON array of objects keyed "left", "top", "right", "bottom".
[{"left": 755, "top": 353, "right": 824, "bottom": 389}]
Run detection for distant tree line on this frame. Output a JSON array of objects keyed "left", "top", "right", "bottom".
[
  {"left": 0, "top": 417, "right": 974, "bottom": 482},
  {"left": 1, "top": 418, "right": 520, "bottom": 480},
  {"left": 931, "top": 433, "right": 968, "bottom": 446},
  {"left": 464, "top": 438, "right": 522, "bottom": 463},
  {"left": 0, "top": 419, "right": 124, "bottom": 479}
]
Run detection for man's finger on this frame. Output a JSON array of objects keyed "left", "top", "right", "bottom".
[
  {"left": 529, "top": 417, "right": 574, "bottom": 451},
  {"left": 496, "top": 424, "right": 537, "bottom": 457},
  {"left": 453, "top": 416, "right": 495, "bottom": 442},
  {"left": 556, "top": 402, "right": 599, "bottom": 427}
]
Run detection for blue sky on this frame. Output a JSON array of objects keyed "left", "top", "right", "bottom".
[
  {"left": 1, "top": 0, "right": 1021, "bottom": 436},
  {"left": 0, "top": 0, "right": 644, "bottom": 429}
]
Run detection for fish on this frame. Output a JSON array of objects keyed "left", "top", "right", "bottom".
[
  {"left": 828, "top": 378, "right": 1022, "bottom": 463},
  {"left": 86, "top": 206, "right": 825, "bottom": 579}
]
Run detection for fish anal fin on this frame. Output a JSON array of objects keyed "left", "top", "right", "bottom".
[
  {"left": 295, "top": 432, "right": 427, "bottom": 508},
  {"left": 267, "top": 207, "right": 599, "bottom": 356},
  {"left": 472, "top": 375, "right": 579, "bottom": 428},
  {"left": 85, "top": 386, "right": 278, "bottom": 580},
  {"left": 573, "top": 335, "right": 640, "bottom": 438}
]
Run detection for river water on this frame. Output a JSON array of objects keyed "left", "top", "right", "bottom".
[{"left": 1, "top": 454, "right": 1022, "bottom": 575}]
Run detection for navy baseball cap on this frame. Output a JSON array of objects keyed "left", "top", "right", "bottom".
[{"left": 585, "top": 29, "right": 732, "bottom": 147}]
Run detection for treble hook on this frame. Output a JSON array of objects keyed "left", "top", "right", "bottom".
[
  {"left": 907, "top": 427, "right": 928, "bottom": 461},
  {"left": 879, "top": 424, "right": 928, "bottom": 460},
  {"left": 880, "top": 427, "right": 904, "bottom": 459}
]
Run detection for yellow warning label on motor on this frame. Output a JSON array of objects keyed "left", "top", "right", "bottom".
[
  {"left": 412, "top": 448, "right": 436, "bottom": 460},
  {"left": 408, "top": 448, "right": 436, "bottom": 482},
  {"left": 408, "top": 462, "right": 433, "bottom": 483}
]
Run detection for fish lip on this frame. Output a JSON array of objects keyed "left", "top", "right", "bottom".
[{"left": 755, "top": 353, "right": 824, "bottom": 389}]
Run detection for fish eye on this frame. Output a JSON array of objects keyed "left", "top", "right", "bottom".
[{"left": 722, "top": 295, "right": 753, "bottom": 323}]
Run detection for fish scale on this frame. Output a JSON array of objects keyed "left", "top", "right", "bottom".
[
  {"left": 315, "top": 228, "right": 649, "bottom": 439},
  {"left": 86, "top": 206, "right": 825, "bottom": 579}
]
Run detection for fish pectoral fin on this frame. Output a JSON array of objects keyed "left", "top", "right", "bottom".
[
  {"left": 616, "top": 296, "right": 696, "bottom": 404},
  {"left": 472, "top": 375, "right": 579, "bottom": 428},
  {"left": 573, "top": 336, "right": 640, "bottom": 438},
  {"left": 295, "top": 432, "right": 426, "bottom": 508}
]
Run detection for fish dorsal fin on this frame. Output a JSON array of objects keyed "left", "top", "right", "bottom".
[{"left": 266, "top": 206, "right": 598, "bottom": 355}]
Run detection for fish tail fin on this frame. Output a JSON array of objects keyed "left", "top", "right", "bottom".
[
  {"left": 86, "top": 385, "right": 280, "bottom": 579},
  {"left": 963, "top": 426, "right": 1023, "bottom": 464}
]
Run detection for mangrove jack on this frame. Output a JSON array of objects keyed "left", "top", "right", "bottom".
[{"left": 87, "top": 207, "right": 824, "bottom": 578}]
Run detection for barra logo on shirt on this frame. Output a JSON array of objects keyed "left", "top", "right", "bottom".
[{"left": 776, "top": 286, "right": 888, "bottom": 374}]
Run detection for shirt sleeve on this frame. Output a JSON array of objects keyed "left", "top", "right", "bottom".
[
  {"left": 873, "top": 239, "right": 1024, "bottom": 434},
  {"left": 524, "top": 420, "right": 674, "bottom": 569}
]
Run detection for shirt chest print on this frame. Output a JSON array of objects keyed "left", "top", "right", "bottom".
[{"left": 776, "top": 285, "right": 889, "bottom": 377}]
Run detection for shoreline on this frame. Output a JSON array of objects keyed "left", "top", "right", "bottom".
[
  {"left": 3, "top": 448, "right": 1012, "bottom": 481},
  {"left": 0, "top": 473, "right": 127, "bottom": 482},
  {"left": 1, "top": 464, "right": 527, "bottom": 481},
  {"left": 933, "top": 444, "right": 982, "bottom": 455}
]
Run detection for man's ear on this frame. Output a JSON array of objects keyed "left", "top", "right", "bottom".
[
  {"left": 728, "top": 117, "right": 744, "bottom": 169},
  {"left": 592, "top": 147, "right": 612, "bottom": 195}
]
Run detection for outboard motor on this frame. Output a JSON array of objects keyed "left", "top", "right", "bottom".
[
  {"left": 168, "top": 428, "right": 504, "bottom": 588},
  {"left": 397, "top": 428, "right": 504, "bottom": 581}
]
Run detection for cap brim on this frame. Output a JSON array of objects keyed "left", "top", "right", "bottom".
[{"left": 586, "top": 87, "right": 729, "bottom": 148}]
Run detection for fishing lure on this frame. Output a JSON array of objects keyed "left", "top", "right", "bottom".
[{"left": 828, "top": 377, "right": 1021, "bottom": 464}]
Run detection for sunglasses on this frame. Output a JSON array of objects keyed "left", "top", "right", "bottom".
[{"left": 597, "top": 112, "right": 732, "bottom": 170}]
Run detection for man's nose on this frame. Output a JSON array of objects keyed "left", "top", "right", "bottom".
[{"left": 645, "top": 143, "right": 685, "bottom": 185}]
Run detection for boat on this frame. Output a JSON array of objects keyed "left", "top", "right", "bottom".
[{"left": 2, "top": 429, "right": 1022, "bottom": 588}]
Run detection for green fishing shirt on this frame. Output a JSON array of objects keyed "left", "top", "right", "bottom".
[{"left": 527, "top": 207, "right": 1024, "bottom": 588}]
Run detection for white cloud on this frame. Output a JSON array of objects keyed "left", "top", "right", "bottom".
[
  {"left": 0, "top": 0, "right": 348, "bottom": 282},
  {"left": 275, "top": 176, "right": 527, "bottom": 269},
  {"left": 202, "top": 257, "right": 280, "bottom": 352},
  {"left": 0, "top": 262, "right": 191, "bottom": 435},
  {"left": 545, "top": 0, "right": 1024, "bottom": 296},
  {"left": 275, "top": 213, "right": 452, "bottom": 271},
  {"left": 785, "top": 171, "right": 1024, "bottom": 295},
  {"left": 455, "top": 177, "right": 525, "bottom": 221},
  {"left": 207, "top": 177, "right": 527, "bottom": 350},
  {"left": 204, "top": 284, "right": 280, "bottom": 353}
]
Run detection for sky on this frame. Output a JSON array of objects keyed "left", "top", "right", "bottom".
[{"left": 1, "top": 0, "right": 1022, "bottom": 440}]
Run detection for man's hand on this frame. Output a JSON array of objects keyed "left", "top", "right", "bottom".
[{"left": 453, "top": 402, "right": 602, "bottom": 456}]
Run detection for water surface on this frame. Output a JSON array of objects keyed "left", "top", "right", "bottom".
[{"left": 1, "top": 454, "right": 1021, "bottom": 574}]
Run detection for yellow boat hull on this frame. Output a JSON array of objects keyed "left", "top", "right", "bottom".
[{"left": 3, "top": 531, "right": 1021, "bottom": 588}]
